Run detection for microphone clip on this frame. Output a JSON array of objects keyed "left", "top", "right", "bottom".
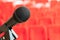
[{"left": 0, "top": 29, "right": 18, "bottom": 40}]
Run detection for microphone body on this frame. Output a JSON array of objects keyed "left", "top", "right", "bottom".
[
  {"left": 0, "top": 6, "right": 30, "bottom": 33},
  {"left": 0, "top": 17, "right": 17, "bottom": 33}
]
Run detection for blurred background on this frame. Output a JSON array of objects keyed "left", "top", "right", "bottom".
[{"left": 0, "top": 0, "right": 60, "bottom": 40}]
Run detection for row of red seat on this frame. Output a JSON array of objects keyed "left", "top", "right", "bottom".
[{"left": 0, "top": 1, "right": 60, "bottom": 40}]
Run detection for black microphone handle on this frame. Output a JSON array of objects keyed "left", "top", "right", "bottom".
[{"left": 0, "top": 17, "right": 18, "bottom": 33}]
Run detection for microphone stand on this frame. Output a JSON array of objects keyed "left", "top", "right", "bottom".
[
  {"left": 0, "top": 17, "right": 18, "bottom": 40},
  {"left": 0, "top": 27, "right": 18, "bottom": 40}
]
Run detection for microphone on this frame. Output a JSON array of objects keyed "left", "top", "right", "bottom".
[{"left": 0, "top": 6, "right": 30, "bottom": 33}]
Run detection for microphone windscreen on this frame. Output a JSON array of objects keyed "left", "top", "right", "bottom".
[{"left": 14, "top": 6, "right": 30, "bottom": 22}]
